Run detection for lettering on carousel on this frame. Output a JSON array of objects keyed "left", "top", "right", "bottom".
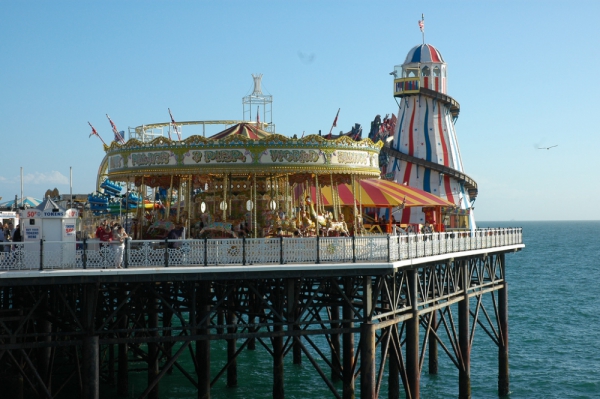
[
  {"left": 269, "top": 149, "right": 320, "bottom": 163},
  {"left": 336, "top": 151, "right": 369, "bottom": 165},
  {"left": 131, "top": 152, "right": 171, "bottom": 166},
  {"left": 191, "top": 150, "right": 247, "bottom": 164}
]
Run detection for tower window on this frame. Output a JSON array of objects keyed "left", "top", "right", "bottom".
[
  {"left": 403, "top": 67, "right": 419, "bottom": 78},
  {"left": 433, "top": 66, "right": 441, "bottom": 77},
  {"left": 422, "top": 66, "right": 431, "bottom": 76}
]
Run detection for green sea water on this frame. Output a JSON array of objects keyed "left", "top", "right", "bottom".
[{"left": 97, "top": 221, "right": 600, "bottom": 398}]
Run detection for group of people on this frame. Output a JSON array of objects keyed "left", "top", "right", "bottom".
[
  {"left": 1, "top": 222, "right": 21, "bottom": 253},
  {"left": 95, "top": 220, "right": 128, "bottom": 268}
]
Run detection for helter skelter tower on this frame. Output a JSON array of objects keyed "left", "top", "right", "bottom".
[{"left": 386, "top": 43, "right": 478, "bottom": 229}]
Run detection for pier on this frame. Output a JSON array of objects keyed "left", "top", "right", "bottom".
[{"left": 0, "top": 228, "right": 522, "bottom": 398}]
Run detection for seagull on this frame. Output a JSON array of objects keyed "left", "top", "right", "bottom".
[{"left": 538, "top": 145, "right": 558, "bottom": 150}]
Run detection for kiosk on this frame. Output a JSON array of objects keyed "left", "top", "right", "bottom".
[{"left": 20, "top": 197, "right": 79, "bottom": 268}]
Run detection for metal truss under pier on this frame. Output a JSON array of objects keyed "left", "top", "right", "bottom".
[{"left": 0, "top": 243, "right": 522, "bottom": 399}]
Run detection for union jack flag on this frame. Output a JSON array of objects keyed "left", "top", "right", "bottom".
[
  {"left": 106, "top": 114, "right": 125, "bottom": 144},
  {"left": 169, "top": 108, "right": 181, "bottom": 140},
  {"left": 418, "top": 19, "right": 424, "bottom": 32}
]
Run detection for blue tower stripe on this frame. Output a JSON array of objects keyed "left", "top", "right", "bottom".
[
  {"left": 423, "top": 100, "right": 432, "bottom": 192},
  {"left": 410, "top": 45, "right": 423, "bottom": 63},
  {"left": 392, "top": 107, "right": 407, "bottom": 173}
]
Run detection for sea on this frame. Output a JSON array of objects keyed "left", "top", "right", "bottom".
[{"left": 98, "top": 221, "right": 600, "bottom": 399}]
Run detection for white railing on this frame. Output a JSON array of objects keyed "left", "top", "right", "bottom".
[{"left": 0, "top": 228, "right": 522, "bottom": 271}]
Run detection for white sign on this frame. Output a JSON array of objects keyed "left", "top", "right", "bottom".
[{"left": 24, "top": 226, "right": 41, "bottom": 241}]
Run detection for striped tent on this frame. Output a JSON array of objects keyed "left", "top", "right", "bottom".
[
  {"left": 0, "top": 197, "right": 43, "bottom": 208},
  {"left": 299, "top": 179, "right": 453, "bottom": 208},
  {"left": 209, "top": 122, "right": 271, "bottom": 140}
]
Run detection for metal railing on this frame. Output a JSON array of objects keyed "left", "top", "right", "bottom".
[{"left": 0, "top": 228, "right": 522, "bottom": 271}]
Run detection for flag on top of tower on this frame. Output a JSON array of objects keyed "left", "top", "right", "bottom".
[{"left": 418, "top": 14, "right": 424, "bottom": 32}]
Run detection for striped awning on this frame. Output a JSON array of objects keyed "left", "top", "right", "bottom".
[
  {"left": 209, "top": 122, "right": 271, "bottom": 140},
  {"left": 299, "top": 179, "right": 454, "bottom": 208}
]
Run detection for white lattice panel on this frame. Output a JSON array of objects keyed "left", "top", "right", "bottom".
[
  {"left": 246, "top": 238, "right": 280, "bottom": 265},
  {"left": 319, "top": 237, "right": 353, "bottom": 263},
  {"left": 206, "top": 239, "right": 243, "bottom": 265},
  {"left": 389, "top": 237, "right": 400, "bottom": 261},
  {"left": 283, "top": 238, "right": 317, "bottom": 264},
  {"left": 128, "top": 241, "right": 165, "bottom": 268},
  {"left": 354, "top": 236, "right": 388, "bottom": 262}
]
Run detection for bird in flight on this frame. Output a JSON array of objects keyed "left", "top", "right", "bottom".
[{"left": 538, "top": 145, "right": 558, "bottom": 150}]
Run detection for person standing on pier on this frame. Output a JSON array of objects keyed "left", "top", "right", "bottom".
[{"left": 112, "top": 225, "right": 128, "bottom": 268}]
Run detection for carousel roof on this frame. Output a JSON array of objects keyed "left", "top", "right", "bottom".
[
  {"left": 403, "top": 44, "right": 445, "bottom": 65},
  {"left": 303, "top": 179, "right": 454, "bottom": 208},
  {"left": 209, "top": 122, "right": 272, "bottom": 140}
]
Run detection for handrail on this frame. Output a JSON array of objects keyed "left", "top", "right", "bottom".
[
  {"left": 381, "top": 145, "right": 478, "bottom": 199},
  {"left": 0, "top": 228, "right": 522, "bottom": 272}
]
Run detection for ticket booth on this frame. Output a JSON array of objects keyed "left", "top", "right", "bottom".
[{"left": 20, "top": 197, "right": 79, "bottom": 268}]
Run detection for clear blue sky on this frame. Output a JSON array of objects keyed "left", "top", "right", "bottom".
[{"left": 1, "top": 1, "right": 598, "bottom": 221}]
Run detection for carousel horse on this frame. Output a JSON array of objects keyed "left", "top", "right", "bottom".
[
  {"left": 300, "top": 211, "right": 316, "bottom": 236},
  {"left": 306, "top": 196, "right": 328, "bottom": 234},
  {"left": 325, "top": 212, "right": 350, "bottom": 236}
]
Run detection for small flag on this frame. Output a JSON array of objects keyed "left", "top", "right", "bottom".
[
  {"left": 256, "top": 106, "right": 260, "bottom": 124},
  {"left": 106, "top": 114, "right": 125, "bottom": 144},
  {"left": 332, "top": 108, "right": 340, "bottom": 128},
  {"left": 418, "top": 14, "right": 424, "bottom": 33},
  {"left": 88, "top": 122, "right": 107, "bottom": 146},
  {"left": 168, "top": 108, "right": 181, "bottom": 140},
  {"left": 88, "top": 122, "right": 99, "bottom": 138}
]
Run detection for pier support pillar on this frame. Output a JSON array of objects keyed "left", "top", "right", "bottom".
[
  {"left": 360, "top": 322, "right": 376, "bottom": 399},
  {"left": 498, "top": 254, "right": 510, "bottom": 396},
  {"left": 227, "top": 291, "right": 238, "bottom": 388},
  {"left": 117, "top": 288, "right": 129, "bottom": 397},
  {"left": 429, "top": 310, "right": 438, "bottom": 374},
  {"left": 330, "top": 304, "right": 341, "bottom": 382},
  {"left": 82, "top": 284, "right": 99, "bottom": 399},
  {"left": 273, "top": 284, "right": 284, "bottom": 399},
  {"left": 196, "top": 281, "right": 211, "bottom": 399},
  {"left": 388, "top": 328, "right": 400, "bottom": 399},
  {"left": 406, "top": 269, "right": 420, "bottom": 399},
  {"left": 287, "top": 279, "right": 302, "bottom": 365},
  {"left": 342, "top": 277, "right": 355, "bottom": 399},
  {"left": 148, "top": 298, "right": 159, "bottom": 399},
  {"left": 82, "top": 335, "right": 100, "bottom": 399},
  {"left": 163, "top": 284, "right": 174, "bottom": 375},
  {"left": 248, "top": 291, "right": 256, "bottom": 350},
  {"left": 459, "top": 261, "right": 471, "bottom": 399}
]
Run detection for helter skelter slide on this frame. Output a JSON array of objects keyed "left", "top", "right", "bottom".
[{"left": 384, "top": 43, "right": 478, "bottom": 230}]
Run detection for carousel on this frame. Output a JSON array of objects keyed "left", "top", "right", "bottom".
[{"left": 95, "top": 122, "right": 386, "bottom": 239}]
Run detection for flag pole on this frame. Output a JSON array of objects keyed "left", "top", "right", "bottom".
[
  {"left": 88, "top": 122, "right": 107, "bottom": 146},
  {"left": 420, "top": 14, "right": 425, "bottom": 44},
  {"left": 20, "top": 167, "right": 23, "bottom": 209},
  {"left": 328, "top": 108, "right": 340, "bottom": 138}
]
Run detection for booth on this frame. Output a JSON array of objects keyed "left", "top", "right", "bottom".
[{"left": 20, "top": 197, "right": 79, "bottom": 268}]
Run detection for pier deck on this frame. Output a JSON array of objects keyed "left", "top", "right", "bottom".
[{"left": 0, "top": 229, "right": 523, "bottom": 399}]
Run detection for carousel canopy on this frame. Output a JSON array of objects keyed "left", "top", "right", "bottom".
[
  {"left": 303, "top": 179, "right": 454, "bottom": 208},
  {"left": 209, "top": 122, "right": 271, "bottom": 140}
]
